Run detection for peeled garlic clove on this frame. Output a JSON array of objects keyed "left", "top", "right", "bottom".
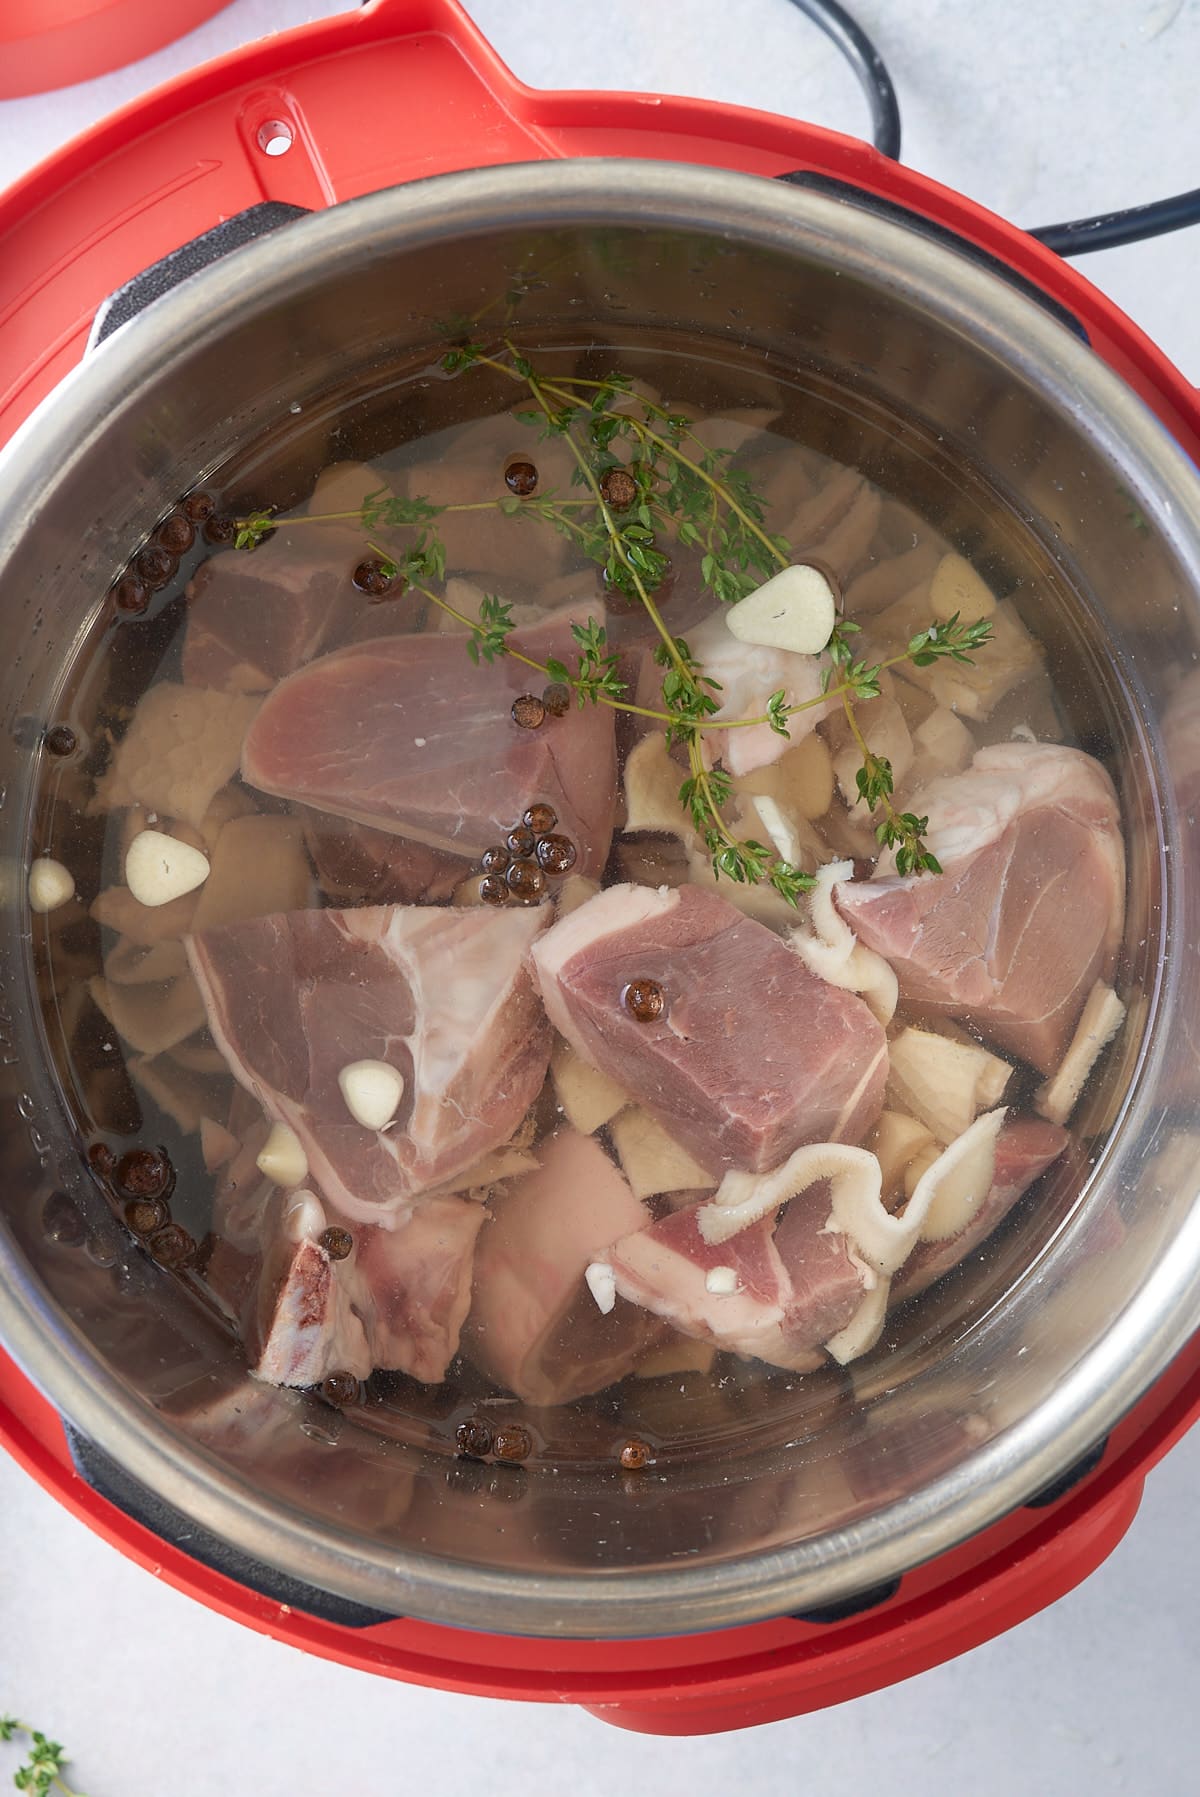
[
  {"left": 256, "top": 1120, "right": 308, "bottom": 1188},
  {"left": 125, "top": 828, "right": 210, "bottom": 908},
  {"left": 337, "top": 1059, "right": 404, "bottom": 1131},
  {"left": 283, "top": 1189, "right": 326, "bottom": 1244},
  {"left": 704, "top": 1265, "right": 739, "bottom": 1295},
  {"left": 724, "top": 564, "right": 837, "bottom": 656},
  {"left": 28, "top": 856, "right": 75, "bottom": 913}
]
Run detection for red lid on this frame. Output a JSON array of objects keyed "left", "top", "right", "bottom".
[{"left": 0, "top": 0, "right": 234, "bottom": 99}]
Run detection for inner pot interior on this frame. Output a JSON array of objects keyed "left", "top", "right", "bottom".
[{"left": 2, "top": 166, "right": 1199, "bottom": 1637}]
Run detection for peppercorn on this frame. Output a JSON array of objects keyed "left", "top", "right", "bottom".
[
  {"left": 504, "top": 459, "right": 538, "bottom": 496},
  {"left": 506, "top": 824, "right": 536, "bottom": 858},
  {"left": 87, "top": 1141, "right": 115, "bottom": 1179},
  {"left": 320, "top": 1370, "right": 361, "bottom": 1407},
  {"left": 455, "top": 1416, "right": 493, "bottom": 1459},
  {"left": 623, "top": 978, "right": 665, "bottom": 1023},
  {"left": 535, "top": 833, "right": 576, "bottom": 875},
  {"left": 124, "top": 1195, "right": 169, "bottom": 1237},
  {"left": 353, "top": 557, "right": 396, "bottom": 598},
  {"left": 148, "top": 1222, "right": 196, "bottom": 1269},
  {"left": 481, "top": 845, "right": 510, "bottom": 874},
  {"left": 600, "top": 467, "right": 638, "bottom": 510},
  {"left": 479, "top": 874, "right": 509, "bottom": 906},
  {"left": 619, "top": 1439, "right": 651, "bottom": 1471},
  {"left": 511, "top": 694, "right": 546, "bottom": 730},
  {"left": 42, "top": 1191, "right": 87, "bottom": 1248},
  {"left": 506, "top": 858, "right": 546, "bottom": 902},
  {"left": 320, "top": 1225, "right": 354, "bottom": 1261},
  {"left": 492, "top": 1424, "right": 532, "bottom": 1463},
  {"left": 156, "top": 511, "right": 195, "bottom": 554},
  {"left": 203, "top": 513, "right": 237, "bottom": 547},
  {"left": 541, "top": 683, "right": 570, "bottom": 718},
  {"left": 114, "top": 1146, "right": 174, "bottom": 1201},
  {"left": 134, "top": 544, "right": 177, "bottom": 591},
  {"left": 183, "top": 491, "right": 217, "bottom": 523},
  {"left": 522, "top": 803, "right": 558, "bottom": 833},
  {"left": 112, "top": 574, "right": 149, "bottom": 616},
  {"left": 44, "top": 724, "right": 77, "bottom": 757}
]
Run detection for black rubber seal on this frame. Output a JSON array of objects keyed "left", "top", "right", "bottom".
[
  {"left": 790, "top": 1574, "right": 902, "bottom": 1624},
  {"left": 64, "top": 1422, "right": 397, "bottom": 1628},
  {"left": 1025, "top": 1434, "right": 1110, "bottom": 1509},
  {"left": 776, "top": 170, "right": 1090, "bottom": 344},
  {"left": 89, "top": 201, "right": 312, "bottom": 347}
]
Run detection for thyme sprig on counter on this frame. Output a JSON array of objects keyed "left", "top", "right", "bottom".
[
  {"left": 233, "top": 342, "right": 995, "bottom": 900},
  {"left": 0, "top": 1718, "right": 86, "bottom": 1797}
]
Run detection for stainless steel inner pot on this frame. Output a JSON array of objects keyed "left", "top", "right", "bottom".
[{"left": 2, "top": 161, "right": 1199, "bottom": 1640}]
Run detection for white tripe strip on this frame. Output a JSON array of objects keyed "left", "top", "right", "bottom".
[
  {"left": 791, "top": 859, "right": 899, "bottom": 1025},
  {"left": 824, "top": 1276, "right": 891, "bottom": 1366},
  {"left": 1034, "top": 983, "right": 1127, "bottom": 1126},
  {"left": 585, "top": 1260, "right": 616, "bottom": 1315},
  {"left": 696, "top": 1108, "right": 1007, "bottom": 1277}
]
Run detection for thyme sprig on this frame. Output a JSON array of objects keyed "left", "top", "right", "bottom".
[
  {"left": 0, "top": 1718, "right": 86, "bottom": 1797},
  {"left": 232, "top": 342, "right": 995, "bottom": 900}
]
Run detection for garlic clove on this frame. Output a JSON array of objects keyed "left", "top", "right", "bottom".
[
  {"left": 125, "top": 828, "right": 210, "bottom": 909},
  {"left": 283, "top": 1189, "right": 326, "bottom": 1244},
  {"left": 255, "top": 1120, "right": 309, "bottom": 1188},
  {"left": 337, "top": 1058, "right": 404, "bottom": 1131},
  {"left": 28, "top": 856, "right": 75, "bottom": 913},
  {"left": 704, "top": 1265, "right": 739, "bottom": 1295},
  {"left": 724, "top": 563, "right": 837, "bottom": 657}
]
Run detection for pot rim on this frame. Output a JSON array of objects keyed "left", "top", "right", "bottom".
[{"left": 2, "top": 156, "right": 1200, "bottom": 1640}]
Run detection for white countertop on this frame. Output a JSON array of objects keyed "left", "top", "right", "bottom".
[{"left": 1, "top": 3, "right": 1198, "bottom": 1792}]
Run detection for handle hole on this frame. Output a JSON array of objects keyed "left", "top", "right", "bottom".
[{"left": 256, "top": 120, "right": 294, "bottom": 158}]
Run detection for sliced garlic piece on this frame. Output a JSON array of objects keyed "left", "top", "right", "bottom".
[
  {"left": 610, "top": 1108, "right": 717, "bottom": 1201},
  {"left": 28, "top": 856, "right": 75, "bottom": 913},
  {"left": 125, "top": 829, "right": 210, "bottom": 909},
  {"left": 337, "top": 1059, "right": 404, "bottom": 1131},
  {"left": 585, "top": 1260, "right": 616, "bottom": 1315},
  {"left": 887, "top": 1025, "right": 1012, "bottom": 1142},
  {"left": 256, "top": 1121, "right": 308, "bottom": 1188},
  {"left": 725, "top": 563, "right": 837, "bottom": 656},
  {"left": 704, "top": 1265, "right": 739, "bottom": 1295},
  {"left": 1034, "top": 982, "right": 1126, "bottom": 1126},
  {"left": 551, "top": 1040, "right": 628, "bottom": 1134}
]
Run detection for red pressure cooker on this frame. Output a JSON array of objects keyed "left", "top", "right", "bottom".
[{"left": 1, "top": 0, "right": 1199, "bottom": 1736}]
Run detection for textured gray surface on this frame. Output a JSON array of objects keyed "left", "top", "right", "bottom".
[{"left": 1, "top": 1, "right": 1198, "bottom": 1790}]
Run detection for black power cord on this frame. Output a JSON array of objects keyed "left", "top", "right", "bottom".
[{"left": 788, "top": 0, "right": 1200, "bottom": 256}]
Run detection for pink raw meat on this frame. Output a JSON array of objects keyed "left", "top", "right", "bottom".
[
  {"left": 532, "top": 883, "right": 888, "bottom": 1174},
  {"left": 240, "top": 606, "right": 618, "bottom": 877},
  {"left": 184, "top": 527, "right": 365, "bottom": 692},
  {"left": 463, "top": 1130, "right": 666, "bottom": 1406},
  {"left": 212, "top": 1186, "right": 483, "bottom": 1388},
  {"left": 608, "top": 1190, "right": 868, "bottom": 1372},
  {"left": 835, "top": 742, "right": 1124, "bottom": 1073},
  {"left": 892, "top": 1115, "right": 1068, "bottom": 1302},
  {"left": 186, "top": 903, "right": 551, "bottom": 1222}
]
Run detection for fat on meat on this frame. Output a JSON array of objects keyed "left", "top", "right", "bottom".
[
  {"left": 835, "top": 742, "right": 1124, "bottom": 1073},
  {"left": 239, "top": 606, "right": 618, "bottom": 878},
  {"left": 463, "top": 1130, "right": 666, "bottom": 1406},
  {"left": 186, "top": 903, "right": 552, "bottom": 1222},
  {"left": 531, "top": 882, "right": 888, "bottom": 1174},
  {"left": 683, "top": 611, "right": 836, "bottom": 776}
]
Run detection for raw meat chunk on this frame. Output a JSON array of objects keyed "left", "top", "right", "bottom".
[
  {"left": 300, "top": 808, "right": 470, "bottom": 906},
  {"left": 186, "top": 903, "right": 552, "bottom": 1221},
  {"left": 240, "top": 607, "right": 617, "bottom": 877},
  {"left": 891, "top": 1115, "right": 1068, "bottom": 1301},
  {"left": 184, "top": 525, "right": 366, "bottom": 693},
  {"left": 210, "top": 1185, "right": 484, "bottom": 1388},
  {"left": 532, "top": 883, "right": 888, "bottom": 1173},
  {"left": 607, "top": 1183, "right": 869, "bottom": 1371},
  {"left": 463, "top": 1131, "right": 665, "bottom": 1406},
  {"left": 836, "top": 742, "right": 1124, "bottom": 1073}
]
